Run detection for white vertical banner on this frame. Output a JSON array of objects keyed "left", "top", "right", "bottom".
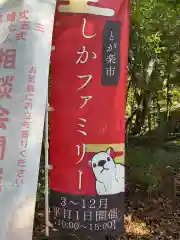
[{"left": 0, "top": 0, "right": 56, "bottom": 239}]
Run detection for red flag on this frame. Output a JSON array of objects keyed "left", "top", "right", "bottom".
[{"left": 50, "top": 0, "right": 129, "bottom": 236}]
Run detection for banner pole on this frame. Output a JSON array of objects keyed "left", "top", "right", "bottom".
[
  {"left": 45, "top": 46, "right": 55, "bottom": 236},
  {"left": 44, "top": 98, "right": 49, "bottom": 237}
]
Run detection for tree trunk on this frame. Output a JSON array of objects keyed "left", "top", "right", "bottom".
[{"left": 132, "top": 91, "right": 150, "bottom": 135}]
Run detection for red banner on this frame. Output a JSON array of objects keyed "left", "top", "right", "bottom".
[{"left": 50, "top": 0, "right": 129, "bottom": 236}]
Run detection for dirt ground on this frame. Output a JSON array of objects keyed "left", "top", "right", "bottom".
[{"left": 122, "top": 184, "right": 179, "bottom": 239}]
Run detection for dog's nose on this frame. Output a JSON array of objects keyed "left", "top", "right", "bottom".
[{"left": 98, "top": 160, "right": 106, "bottom": 167}]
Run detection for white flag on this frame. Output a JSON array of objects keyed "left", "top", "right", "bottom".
[{"left": 0, "top": 0, "right": 56, "bottom": 239}]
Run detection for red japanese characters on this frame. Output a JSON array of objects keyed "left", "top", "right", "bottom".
[{"left": 16, "top": 65, "right": 37, "bottom": 186}]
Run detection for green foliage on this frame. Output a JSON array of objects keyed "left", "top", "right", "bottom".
[
  {"left": 126, "top": 145, "right": 180, "bottom": 195},
  {"left": 127, "top": 0, "right": 180, "bottom": 135}
]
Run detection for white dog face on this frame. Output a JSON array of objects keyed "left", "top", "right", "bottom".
[{"left": 89, "top": 148, "right": 117, "bottom": 183}]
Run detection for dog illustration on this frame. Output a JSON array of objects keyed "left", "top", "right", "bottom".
[{"left": 89, "top": 147, "right": 124, "bottom": 195}]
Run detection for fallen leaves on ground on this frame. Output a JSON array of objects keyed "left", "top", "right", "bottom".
[{"left": 122, "top": 184, "right": 180, "bottom": 239}]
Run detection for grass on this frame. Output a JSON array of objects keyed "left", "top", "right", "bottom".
[
  {"left": 123, "top": 142, "right": 180, "bottom": 239},
  {"left": 126, "top": 143, "right": 180, "bottom": 196}
]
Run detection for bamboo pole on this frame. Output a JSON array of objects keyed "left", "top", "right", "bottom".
[{"left": 44, "top": 98, "right": 49, "bottom": 236}]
